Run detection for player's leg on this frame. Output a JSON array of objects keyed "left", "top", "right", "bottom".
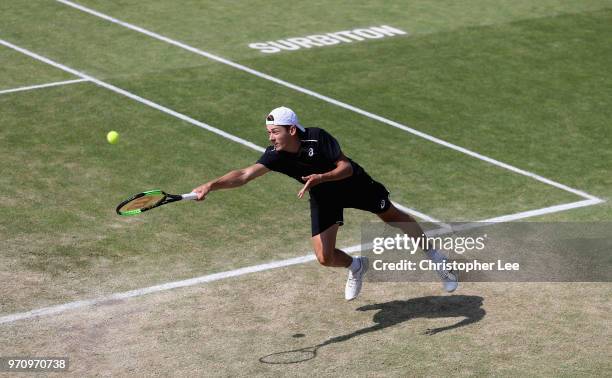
[
  {"left": 377, "top": 203, "right": 458, "bottom": 292},
  {"left": 376, "top": 203, "right": 426, "bottom": 239},
  {"left": 344, "top": 177, "right": 457, "bottom": 292},
  {"left": 311, "top": 224, "right": 352, "bottom": 267},
  {"left": 311, "top": 223, "right": 368, "bottom": 300}
]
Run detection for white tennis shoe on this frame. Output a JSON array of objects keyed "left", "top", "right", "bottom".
[
  {"left": 345, "top": 256, "right": 368, "bottom": 301},
  {"left": 437, "top": 267, "right": 459, "bottom": 293},
  {"left": 427, "top": 249, "right": 459, "bottom": 293}
]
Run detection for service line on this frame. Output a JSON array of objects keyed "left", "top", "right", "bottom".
[{"left": 0, "top": 78, "right": 88, "bottom": 95}]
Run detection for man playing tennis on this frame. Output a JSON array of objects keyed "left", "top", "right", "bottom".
[{"left": 193, "top": 106, "right": 457, "bottom": 300}]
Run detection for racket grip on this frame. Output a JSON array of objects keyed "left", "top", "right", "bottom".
[{"left": 181, "top": 192, "right": 199, "bottom": 201}]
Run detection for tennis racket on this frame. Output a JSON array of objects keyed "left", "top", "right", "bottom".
[{"left": 116, "top": 189, "right": 198, "bottom": 216}]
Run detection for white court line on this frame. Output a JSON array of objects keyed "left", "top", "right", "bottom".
[
  {"left": 0, "top": 254, "right": 317, "bottom": 325},
  {"left": 426, "top": 199, "right": 605, "bottom": 235},
  {"left": 0, "top": 38, "right": 263, "bottom": 153},
  {"left": 479, "top": 198, "right": 603, "bottom": 223},
  {"left": 0, "top": 197, "right": 603, "bottom": 325},
  {"left": 0, "top": 78, "right": 88, "bottom": 95},
  {"left": 0, "top": 243, "right": 360, "bottom": 325},
  {"left": 393, "top": 201, "right": 451, "bottom": 229},
  {"left": 0, "top": 38, "right": 440, "bottom": 226},
  {"left": 54, "top": 0, "right": 603, "bottom": 203}
]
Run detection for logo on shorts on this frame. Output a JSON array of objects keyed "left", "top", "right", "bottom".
[
  {"left": 308, "top": 147, "right": 314, "bottom": 157},
  {"left": 380, "top": 199, "right": 386, "bottom": 209}
]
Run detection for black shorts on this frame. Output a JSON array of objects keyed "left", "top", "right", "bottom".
[{"left": 309, "top": 177, "right": 391, "bottom": 236}]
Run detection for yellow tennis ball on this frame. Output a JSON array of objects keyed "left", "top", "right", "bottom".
[{"left": 107, "top": 131, "right": 119, "bottom": 144}]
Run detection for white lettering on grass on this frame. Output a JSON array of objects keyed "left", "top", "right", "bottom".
[{"left": 248, "top": 25, "right": 408, "bottom": 54}]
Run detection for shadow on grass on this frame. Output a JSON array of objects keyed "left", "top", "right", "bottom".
[{"left": 259, "top": 295, "right": 485, "bottom": 364}]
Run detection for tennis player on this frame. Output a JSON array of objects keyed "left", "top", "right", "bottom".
[{"left": 193, "top": 107, "right": 458, "bottom": 300}]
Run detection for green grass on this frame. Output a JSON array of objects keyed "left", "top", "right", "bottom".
[
  {"left": 0, "top": 0, "right": 611, "bottom": 375},
  {"left": 73, "top": 0, "right": 612, "bottom": 59},
  {"left": 0, "top": 48, "right": 74, "bottom": 90}
]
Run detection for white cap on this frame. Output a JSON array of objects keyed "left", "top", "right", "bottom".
[{"left": 265, "top": 106, "right": 305, "bottom": 132}]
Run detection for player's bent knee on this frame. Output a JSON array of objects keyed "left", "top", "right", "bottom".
[
  {"left": 315, "top": 253, "right": 333, "bottom": 266},
  {"left": 316, "top": 255, "right": 331, "bottom": 266},
  {"left": 314, "top": 246, "right": 335, "bottom": 266}
]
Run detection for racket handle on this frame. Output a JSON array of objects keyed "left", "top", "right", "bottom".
[{"left": 181, "top": 192, "right": 199, "bottom": 201}]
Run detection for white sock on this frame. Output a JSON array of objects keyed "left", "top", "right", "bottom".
[{"left": 349, "top": 257, "right": 362, "bottom": 273}]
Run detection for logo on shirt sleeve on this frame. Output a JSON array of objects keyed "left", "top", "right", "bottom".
[{"left": 308, "top": 147, "right": 314, "bottom": 157}]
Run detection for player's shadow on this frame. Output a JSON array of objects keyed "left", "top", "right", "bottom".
[{"left": 259, "top": 295, "right": 485, "bottom": 364}]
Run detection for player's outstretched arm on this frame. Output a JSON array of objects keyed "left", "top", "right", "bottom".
[{"left": 192, "top": 163, "right": 269, "bottom": 201}]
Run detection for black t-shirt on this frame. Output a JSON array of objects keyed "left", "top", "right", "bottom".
[{"left": 256, "top": 128, "right": 368, "bottom": 195}]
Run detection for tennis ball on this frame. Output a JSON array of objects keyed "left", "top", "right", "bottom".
[{"left": 106, "top": 131, "right": 119, "bottom": 144}]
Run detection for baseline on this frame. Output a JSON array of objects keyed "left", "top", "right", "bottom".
[{"left": 0, "top": 197, "right": 601, "bottom": 326}]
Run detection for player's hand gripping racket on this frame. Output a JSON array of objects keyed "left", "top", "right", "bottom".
[{"left": 116, "top": 189, "right": 198, "bottom": 216}]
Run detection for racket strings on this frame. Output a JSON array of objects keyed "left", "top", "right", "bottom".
[{"left": 119, "top": 194, "right": 164, "bottom": 212}]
